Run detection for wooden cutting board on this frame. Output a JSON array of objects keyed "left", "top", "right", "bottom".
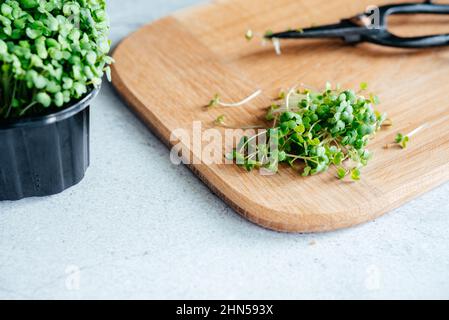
[{"left": 111, "top": 0, "right": 449, "bottom": 232}]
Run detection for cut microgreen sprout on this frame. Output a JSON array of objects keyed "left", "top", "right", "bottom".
[
  {"left": 245, "top": 29, "right": 282, "bottom": 55},
  {"left": 224, "top": 82, "right": 387, "bottom": 181},
  {"left": 245, "top": 29, "right": 254, "bottom": 41},
  {"left": 359, "top": 82, "right": 368, "bottom": 92},
  {"left": 393, "top": 133, "right": 410, "bottom": 149},
  {"left": 387, "top": 124, "right": 429, "bottom": 149},
  {"left": 208, "top": 89, "right": 262, "bottom": 108},
  {"left": 214, "top": 114, "right": 227, "bottom": 126}
]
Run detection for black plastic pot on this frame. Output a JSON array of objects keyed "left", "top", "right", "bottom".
[{"left": 0, "top": 87, "right": 99, "bottom": 201}]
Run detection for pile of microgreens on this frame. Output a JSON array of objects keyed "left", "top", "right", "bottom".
[
  {"left": 206, "top": 29, "right": 427, "bottom": 181},
  {"left": 242, "top": 30, "right": 428, "bottom": 156},
  {"left": 210, "top": 83, "right": 391, "bottom": 181},
  {"left": 0, "top": 0, "right": 112, "bottom": 119}
]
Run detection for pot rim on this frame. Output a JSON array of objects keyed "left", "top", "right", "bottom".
[{"left": 0, "top": 86, "right": 100, "bottom": 130}]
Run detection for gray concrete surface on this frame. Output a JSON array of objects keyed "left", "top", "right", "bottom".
[{"left": 0, "top": 0, "right": 448, "bottom": 300}]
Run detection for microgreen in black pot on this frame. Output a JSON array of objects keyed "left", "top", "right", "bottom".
[
  {"left": 0, "top": 0, "right": 112, "bottom": 119},
  {"left": 0, "top": 0, "right": 112, "bottom": 201}
]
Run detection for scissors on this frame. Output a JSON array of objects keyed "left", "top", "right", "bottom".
[{"left": 265, "top": 0, "right": 449, "bottom": 48}]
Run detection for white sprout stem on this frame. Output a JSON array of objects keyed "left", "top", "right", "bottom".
[
  {"left": 239, "top": 130, "right": 268, "bottom": 153},
  {"left": 284, "top": 87, "right": 297, "bottom": 111},
  {"left": 272, "top": 38, "right": 282, "bottom": 55},
  {"left": 19, "top": 101, "right": 37, "bottom": 117},
  {"left": 218, "top": 89, "right": 262, "bottom": 108},
  {"left": 407, "top": 123, "right": 430, "bottom": 138}
]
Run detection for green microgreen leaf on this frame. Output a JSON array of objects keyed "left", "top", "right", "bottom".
[
  {"left": 264, "top": 30, "right": 274, "bottom": 37},
  {"left": 351, "top": 168, "right": 361, "bottom": 181},
  {"left": 395, "top": 133, "right": 404, "bottom": 144},
  {"left": 278, "top": 91, "right": 286, "bottom": 100},
  {"left": 337, "top": 167, "right": 347, "bottom": 180},
  {"left": 208, "top": 94, "right": 220, "bottom": 108},
  {"left": 369, "top": 93, "right": 380, "bottom": 105},
  {"left": 401, "top": 136, "right": 410, "bottom": 149},
  {"left": 302, "top": 166, "right": 312, "bottom": 177},
  {"left": 391, "top": 133, "right": 410, "bottom": 149},
  {"left": 215, "top": 114, "right": 226, "bottom": 126}
]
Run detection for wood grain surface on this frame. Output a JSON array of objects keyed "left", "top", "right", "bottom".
[{"left": 111, "top": 0, "right": 449, "bottom": 232}]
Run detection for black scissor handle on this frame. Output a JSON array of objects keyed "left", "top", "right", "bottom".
[
  {"left": 267, "top": 1, "right": 449, "bottom": 49},
  {"left": 375, "top": 2, "right": 449, "bottom": 27},
  {"left": 362, "top": 1, "right": 449, "bottom": 48},
  {"left": 368, "top": 33, "right": 449, "bottom": 48}
]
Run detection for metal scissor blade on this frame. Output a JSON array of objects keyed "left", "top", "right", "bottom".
[{"left": 265, "top": 20, "right": 363, "bottom": 40}]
